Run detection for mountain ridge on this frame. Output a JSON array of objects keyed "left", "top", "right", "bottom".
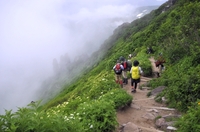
[{"left": 1, "top": 0, "right": 200, "bottom": 132}]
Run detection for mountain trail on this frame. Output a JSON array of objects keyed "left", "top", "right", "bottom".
[{"left": 116, "top": 57, "right": 179, "bottom": 132}]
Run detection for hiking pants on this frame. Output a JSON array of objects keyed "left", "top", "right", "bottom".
[
  {"left": 158, "top": 64, "right": 164, "bottom": 77},
  {"left": 131, "top": 78, "right": 140, "bottom": 89},
  {"left": 122, "top": 70, "right": 127, "bottom": 79},
  {"left": 115, "top": 74, "right": 123, "bottom": 84}
]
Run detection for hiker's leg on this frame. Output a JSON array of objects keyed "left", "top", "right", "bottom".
[
  {"left": 131, "top": 78, "right": 134, "bottom": 88},
  {"left": 123, "top": 70, "right": 128, "bottom": 84},
  {"left": 131, "top": 79, "right": 135, "bottom": 92},
  {"left": 131, "top": 81, "right": 137, "bottom": 93},
  {"left": 119, "top": 74, "right": 123, "bottom": 88},
  {"left": 136, "top": 78, "right": 141, "bottom": 90},
  {"left": 156, "top": 72, "right": 160, "bottom": 78},
  {"left": 131, "top": 79, "right": 134, "bottom": 89},
  {"left": 158, "top": 64, "right": 162, "bottom": 76},
  {"left": 115, "top": 74, "right": 119, "bottom": 83},
  {"left": 122, "top": 71, "right": 125, "bottom": 78},
  {"left": 125, "top": 78, "right": 128, "bottom": 84},
  {"left": 134, "top": 82, "right": 137, "bottom": 90}
]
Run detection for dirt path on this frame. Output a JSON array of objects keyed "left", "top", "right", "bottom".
[{"left": 116, "top": 57, "right": 177, "bottom": 132}]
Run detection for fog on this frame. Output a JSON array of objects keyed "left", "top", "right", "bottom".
[{"left": 0, "top": 0, "right": 166, "bottom": 114}]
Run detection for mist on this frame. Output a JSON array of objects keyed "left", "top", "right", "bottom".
[{"left": 0, "top": 0, "right": 166, "bottom": 114}]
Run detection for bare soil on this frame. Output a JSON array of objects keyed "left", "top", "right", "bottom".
[{"left": 116, "top": 57, "right": 178, "bottom": 132}]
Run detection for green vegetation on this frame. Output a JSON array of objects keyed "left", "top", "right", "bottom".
[
  {"left": 175, "top": 100, "right": 200, "bottom": 132},
  {"left": 1, "top": 0, "right": 200, "bottom": 131}
]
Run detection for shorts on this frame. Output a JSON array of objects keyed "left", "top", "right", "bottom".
[{"left": 131, "top": 78, "right": 140, "bottom": 83}]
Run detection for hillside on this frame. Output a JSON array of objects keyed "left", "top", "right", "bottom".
[{"left": 1, "top": 0, "right": 200, "bottom": 131}]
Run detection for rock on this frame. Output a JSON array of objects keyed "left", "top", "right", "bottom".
[
  {"left": 155, "top": 118, "right": 177, "bottom": 131},
  {"left": 146, "top": 108, "right": 159, "bottom": 113},
  {"left": 142, "top": 112, "right": 158, "bottom": 120},
  {"left": 162, "top": 97, "right": 167, "bottom": 102},
  {"left": 131, "top": 104, "right": 141, "bottom": 110},
  {"left": 165, "top": 121, "right": 176, "bottom": 126},
  {"left": 123, "top": 122, "right": 140, "bottom": 132},
  {"left": 155, "top": 118, "right": 166, "bottom": 128},
  {"left": 162, "top": 114, "right": 181, "bottom": 119},
  {"left": 151, "top": 86, "right": 166, "bottom": 96},
  {"left": 167, "top": 126, "right": 177, "bottom": 131}
]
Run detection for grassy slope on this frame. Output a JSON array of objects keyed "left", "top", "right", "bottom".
[
  {"left": 1, "top": 0, "right": 200, "bottom": 131},
  {"left": 42, "top": 0, "right": 200, "bottom": 129}
]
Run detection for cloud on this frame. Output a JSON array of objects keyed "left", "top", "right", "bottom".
[{"left": 0, "top": 0, "right": 166, "bottom": 114}]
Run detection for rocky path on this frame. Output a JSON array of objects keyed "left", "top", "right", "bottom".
[{"left": 116, "top": 57, "right": 179, "bottom": 132}]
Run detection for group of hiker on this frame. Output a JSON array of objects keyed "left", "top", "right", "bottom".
[
  {"left": 113, "top": 52, "right": 165, "bottom": 93},
  {"left": 113, "top": 54, "right": 143, "bottom": 93}
]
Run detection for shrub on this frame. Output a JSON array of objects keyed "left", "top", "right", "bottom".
[
  {"left": 100, "top": 89, "right": 133, "bottom": 109},
  {"left": 175, "top": 100, "right": 200, "bottom": 132},
  {"left": 76, "top": 100, "right": 118, "bottom": 132}
]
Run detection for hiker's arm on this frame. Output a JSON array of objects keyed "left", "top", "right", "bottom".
[
  {"left": 139, "top": 67, "right": 143, "bottom": 75},
  {"left": 120, "top": 65, "right": 124, "bottom": 70}
]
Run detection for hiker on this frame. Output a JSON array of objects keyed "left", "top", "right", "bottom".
[
  {"left": 122, "top": 58, "right": 129, "bottom": 84},
  {"left": 146, "top": 46, "right": 154, "bottom": 54},
  {"left": 113, "top": 60, "right": 124, "bottom": 87},
  {"left": 130, "top": 60, "right": 143, "bottom": 93},
  {"left": 155, "top": 53, "right": 165, "bottom": 77},
  {"left": 118, "top": 56, "right": 128, "bottom": 84},
  {"left": 127, "top": 54, "right": 132, "bottom": 71}
]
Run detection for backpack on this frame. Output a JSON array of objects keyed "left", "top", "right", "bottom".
[
  {"left": 114, "top": 63, "right": 122, "bottom": 75},
  {"left": 127, "top": 61, "right": 132, "bottom": 71},
  {"left": 123, "top": 61, "right": 127, "bottom": 69},
  {"left": 155, "top": 60, "right": 160, "bottom": 67},
  {"left": 155, "top": 60, "right": 165, "bottom": 67},
  {"left": 131, "top": 66, "right": 140, "bottom": 79}
]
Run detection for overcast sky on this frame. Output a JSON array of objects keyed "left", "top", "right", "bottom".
[{"left": 0, "top": 0, "right": 167, "bottom": 114}]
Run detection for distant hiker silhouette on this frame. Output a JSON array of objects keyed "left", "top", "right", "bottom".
[
  {"left": 127, "top": 54, "right": 133, "bottom": 71},
  {"left": 113, "top": 60, "right": 124, "bottom": 88},
  {"left": 146, "top": 46, "right": 154, "bottom": 54},
  {"left": 130, "top": 60, "right": 143, "bottom": 93},
  {"left": 155, "top": 53, "right": 165, "bottom": 77}
]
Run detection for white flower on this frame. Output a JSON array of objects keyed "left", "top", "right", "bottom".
[
  {"left": 64, "top": 116, "right": 68, "bottom": 119},
  {"left": 90, "top": 125, "right": 93, "bottom": 128}
]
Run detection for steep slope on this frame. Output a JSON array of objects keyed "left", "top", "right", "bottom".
[
  {"left": 1, "top": 0, "right": 200, "bottom": 131},
  {"left": 116, "top": 57, "right": 180, "bottom": 132}
]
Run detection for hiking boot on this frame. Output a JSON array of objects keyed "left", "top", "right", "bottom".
[
  {"left": 131, "top": 88, "right": 136, "bottom": 93},
  {"left": 126, "top": 79, "right": 128, "bottom": 84},
  {"left": 116, "top": 80, "right": 119, "bottom": 84},
  {"left": 131, "top": 88, "right": 134, "bottom": 93}
]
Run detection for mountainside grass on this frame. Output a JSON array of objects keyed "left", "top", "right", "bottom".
[{"left": 1, "top": 0, "right": 200, "bottom": 131}]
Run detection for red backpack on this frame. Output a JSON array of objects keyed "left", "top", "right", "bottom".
[
  {"left": 114, "top": 63, "right": 122, "bottom": 74},
  {"left": 123, "top": 61, "right": 127, "bottom": 69},
  {"left": 155, "top": 60, "right": 161, "bottom": 67}
]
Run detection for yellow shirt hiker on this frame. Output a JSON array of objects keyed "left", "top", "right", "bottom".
[
  {"left": 131, "top": 66, "right": 140, "bottom": 79},
  {"left": 130, "top": 60, "right": 143, "bottom": 93}
]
